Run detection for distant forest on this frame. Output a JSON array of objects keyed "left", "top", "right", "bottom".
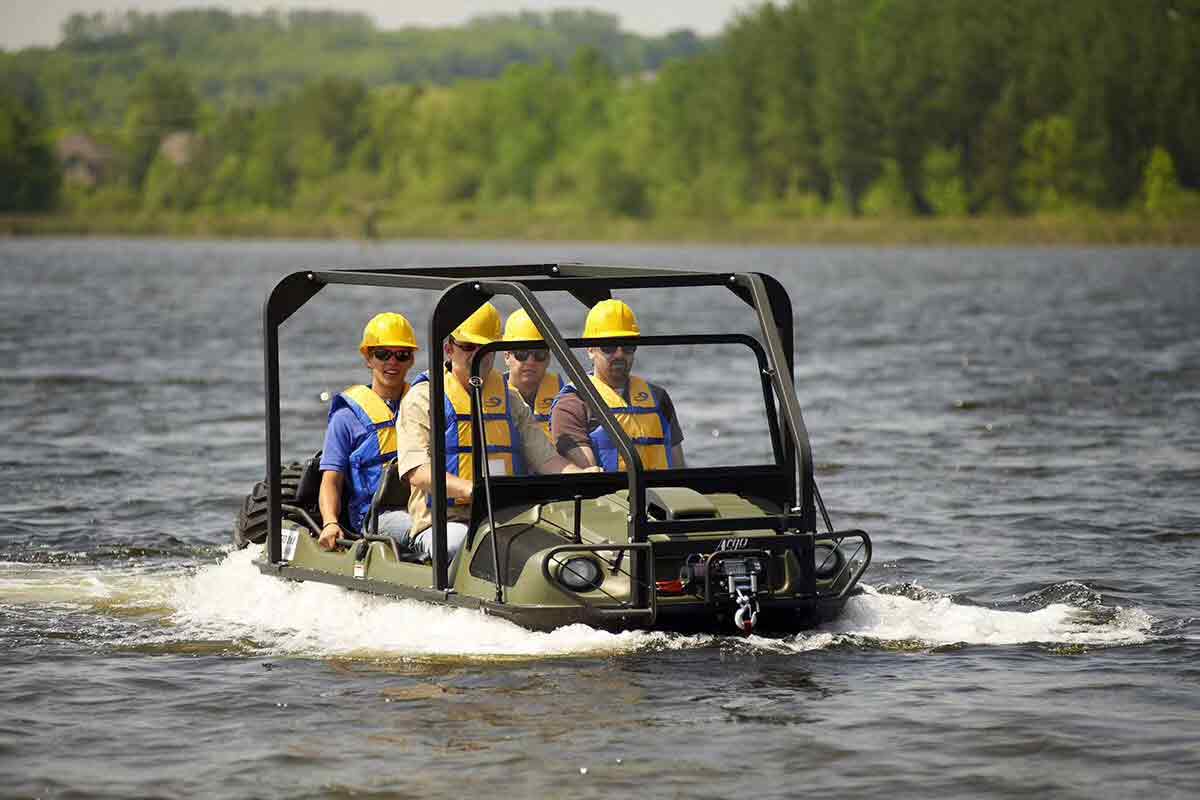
[
  {"left": 5, "top": 8, "right": 706, "bottom": 126},
  {"left": 2, "top": 1, "right": 1198, "bottom": 225}
]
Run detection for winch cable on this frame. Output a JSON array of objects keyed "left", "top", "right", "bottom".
[{"left": 470, "top": 376, "right": 504, "bottom": 604}]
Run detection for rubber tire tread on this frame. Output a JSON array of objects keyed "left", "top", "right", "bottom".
[{"left": 233, "top": 462, "right": 305, "bottom": 549}]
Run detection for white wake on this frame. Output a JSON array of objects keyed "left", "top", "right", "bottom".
[
  {"left": 826, "top": 584, "right": 1153, "bottom": 647},
  {"left": 0, "top": 551, "right": 1155, "bottom": 658},
  {"left": 165, "top": 547, "right": 702, "bottom": 659}
]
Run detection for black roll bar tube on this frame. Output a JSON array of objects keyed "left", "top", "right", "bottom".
[
  {"left": 731, "top": 273, "right": 816, "bottom": 532},
  {"left": 469, "top": 376, "right": 505, "bottom": 603},
  {"left": 262, "top": 271, "right": 326, "bottom": 564},
  {"left": 452, "top": 281, "right": 646, "bottom": 599},
  {"left": 426, "top": 281, "right": 498, "bottom": 590},
  {"left": 261, "top": 265, "right": 822, "bottom": 590}
]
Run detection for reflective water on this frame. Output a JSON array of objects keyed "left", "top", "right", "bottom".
[{"left": 1, "top": 239, "right": 1197, "bottom": 798}]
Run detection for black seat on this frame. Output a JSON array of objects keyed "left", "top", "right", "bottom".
[
  {"left": 366, "top": 460, "right": 410, "bottom": 531},
  {"left": 293, "top": 451, "right": 324, "bottom": 507}
]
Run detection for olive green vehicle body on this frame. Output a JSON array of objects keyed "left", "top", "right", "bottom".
[
  {"left": 261, "top": 489, "right": 868, "bottom": 631},
  {"left": 249, "top": 264, "right": 871, "bottom": 633}
]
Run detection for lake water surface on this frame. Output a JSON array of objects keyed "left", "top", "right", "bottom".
[{"left": 1, "top": 239, "right": 1197, "bottom": 798}]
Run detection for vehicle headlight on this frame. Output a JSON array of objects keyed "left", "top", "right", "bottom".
[
  {"left": 555, "top": 557, "right": 603, "bottom": 592},
  {"left": 812, "top": 543, "right": 845, "bottom": 580}
]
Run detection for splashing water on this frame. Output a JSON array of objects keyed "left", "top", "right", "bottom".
[
  {"left": 166, "top": 547, "right": 702, "bottom": 659},
  {"left": 1, "top": 549, "right": 1154, "bottom": 659},
  {"left": 824, "top": 584, "right": 1153, "bottom": 647}
]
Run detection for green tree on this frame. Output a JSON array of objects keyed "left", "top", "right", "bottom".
[
  {"left": 1141, "top": 145, "right": 1200, "bottom": 217},
  {"left": 1019, "top": 114, "right": 1098, "bottom": 211},
  {"left": 124, "top": 66, "right": 199, "bottom": 188},
  {"left": 1142, "top": 146, "right": 1180, "bottom": 216},
  {"left": 404, "top": 84, "right": 493, "bottom": 203},
  {"left": 637, "top": 59, "right": 706, "bottom": 204},
  {"left": 972, "top": 82, "right": 1024, "bottom": 213},
  {"left": 811, "top": 0, "right": 879, "bottom": 215},
  {"left": 862, "top": 0, "right": 941, "bottom": 214},
  {"left": 922, "top": 147, "right": 969, "bottom": 216},
  {"left": 352, "top": 85, "right": 423, "bottom": 195},
  {"left": 142, "top": 145, "right": 210, "bottom": 211},
  {"left": 0, "top": 89, "right": 60, "bottom": 211},
  {"left": 744, "top": 3, "right": 828, "bottom": 203},
  {"left": 937, "top": 0, "right": 1019, "bottom": 211},
  {"left": 290, "top": 77, "right": 370, "bottom": 178},
  {"left": 13, "top": 0, "right": 1200, "bottom": 226},
  {"left": 861, "top": 159, "right": 913, "bottom": 217},
  {"left": 480, "top": 62, "right": 564, "bottom": 202}
]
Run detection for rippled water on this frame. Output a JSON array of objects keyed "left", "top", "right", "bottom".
[{"left": 1, "top": 239, "right": 1198, "bottom": 798}]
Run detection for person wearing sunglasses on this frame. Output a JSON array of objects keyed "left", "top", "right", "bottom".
[
  {"left": 551, "top": 299, "right": 685, "bottom": 472},
  {"left": 317, "top": 313, "right": 419, "bottom": 550},
  {"left": 502, "top": 308, "right": 563, "bottom": 442},
  {"left": 394, "top": 303, "right": 600, "bottom": 563}
]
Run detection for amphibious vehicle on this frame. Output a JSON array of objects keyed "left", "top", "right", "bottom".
[{"left": 235, "top": 264, "right": 870, "bottom": 633}]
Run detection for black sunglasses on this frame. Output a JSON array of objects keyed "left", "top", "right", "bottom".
[
  {"left": 599, "top": 344, "right": 638, "bottom": 356},
  {"left": 512, "top": 349, "right": 549, "bottom": 362},
  {"left": 371, "top": 348, "right": 413, "bottom": 362},
  {"left": 452, "top": 339, "right": 480, "bottom": 353}
]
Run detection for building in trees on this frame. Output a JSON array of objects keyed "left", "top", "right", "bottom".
[{"left": 56, "top": 134, "right": 113, "bottom": 187}]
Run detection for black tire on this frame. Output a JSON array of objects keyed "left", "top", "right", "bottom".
[{"left": 233, "top": 462, "right": 305, "bottom": 549}]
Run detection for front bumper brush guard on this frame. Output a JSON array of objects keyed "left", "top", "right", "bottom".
[
  {"left": 817, "top": 530, "right": 872, "bottom": 600},
  {"left": 539, "top": 543, "right": 657, "bottom": 624}
]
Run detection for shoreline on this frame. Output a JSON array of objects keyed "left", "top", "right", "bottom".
[{"left": 3, "top": 211, "right": 1198, "bottom": 246}]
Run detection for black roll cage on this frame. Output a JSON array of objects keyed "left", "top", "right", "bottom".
[{"left": 262, "top": 263, "right": 821, "bottom": 607}]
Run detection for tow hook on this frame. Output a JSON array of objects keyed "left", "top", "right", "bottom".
[
  {"left": 696, "top": 553, "right": 764, "bottom": 634},
  {"left": 733, "top": 586, "right": 759, "bottom": 633}
]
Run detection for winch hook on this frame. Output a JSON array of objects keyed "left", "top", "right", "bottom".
[{"left": 733, "top": 586, "right": 758, "bottom": 634}]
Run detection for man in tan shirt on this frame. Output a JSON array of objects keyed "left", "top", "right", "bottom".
[{"left": 394, "top": 302, "right": 598, "bottom": 562}]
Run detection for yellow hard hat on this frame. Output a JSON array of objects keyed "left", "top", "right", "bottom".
[
  {"left": 359, "top": 312, "right": 418, "bottom": 356},
  {"left": 450, "top": 302, "right": 502, "bottom": 345},
  {"left": 503, "top": 308, "right": 544, "bottom": 342},
  {"left": 583, "top": 299, "right": 640, "bottom": 338}
]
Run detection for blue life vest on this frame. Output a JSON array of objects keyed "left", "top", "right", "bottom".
[
  {"left": 410, "top": 370, "right": 524, "bottom": 505},
  {"left": 329, "top": 383, "right": 404, "bottom": 532},
  {"left": 555, "top": 374, "right": 672, "bottom": 472}
]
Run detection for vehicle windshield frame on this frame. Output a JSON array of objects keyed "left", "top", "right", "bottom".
[{"left": 471, "top": 332, "right": 785, "bottom": 474}]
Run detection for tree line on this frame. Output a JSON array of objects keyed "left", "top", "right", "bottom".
[
  {"left": 3, "top": 8, "right": 704, "bottom": 129},
  {"left": 2, "top": 1, "right": 1198, "bottom": 221}
]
